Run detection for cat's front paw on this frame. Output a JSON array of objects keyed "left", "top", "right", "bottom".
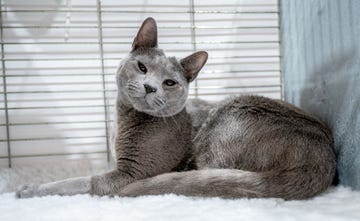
[{"left": 16, "top": 184, "right": 39, "bottom": 198}]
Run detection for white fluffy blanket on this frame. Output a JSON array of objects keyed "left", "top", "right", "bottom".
[{"left": 1, "top": 160, "right": 360, "bottom": 221}]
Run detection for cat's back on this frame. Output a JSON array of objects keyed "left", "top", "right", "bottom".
[
  {"left": 194, "top": 95, "right": 335, "bottom": 172},
  {"left": 214, "top": 95, "right": 331, "bottom": 135}
]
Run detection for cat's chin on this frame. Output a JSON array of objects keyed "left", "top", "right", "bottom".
[
  {"left": 133, "top": 104, "right": 185, "bottom": 118},
  {"left": 134, "top": 106, "right": 181, "bottom": 118},
  {"left": 125, "top": 92, "right": 185, "bottom": 117},
  {"left": 124, "top": 99, "right": 184, "bottom": 118},
  {"left": 138, "top": 109, "right": 182, "bottom": 117}
]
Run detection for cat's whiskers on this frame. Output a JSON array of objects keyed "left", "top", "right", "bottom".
[
  {"left": 162, "top": 107, "right": 180, "bottom": 127},
  {"left": 159, "top": 109, "right": 168, "bottom": 124},
  {"left": 151, "top": 95, "right": 167, "bottom": 113}
]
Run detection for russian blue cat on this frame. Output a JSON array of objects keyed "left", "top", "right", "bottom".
[{"left": 17, "top": 18, "right": 336, "bottom": 200}]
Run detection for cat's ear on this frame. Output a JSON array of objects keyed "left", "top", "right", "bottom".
[
  {"left": 132, "top": 17, "right": 158, "bottom": 51},
  {"left": 180, "top": 51, "right": 208, "bottom": 82}
]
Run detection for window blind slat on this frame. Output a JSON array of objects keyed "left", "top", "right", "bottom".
[{"left": 0, "top": 0, "right": 281, "bottom": 167}]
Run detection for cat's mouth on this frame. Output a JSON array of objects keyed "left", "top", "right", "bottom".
[
  {"left": 129, "top": 93, "right": 183, "bottom": 117},
  {"left": 125, "top": 81, "right": 169, "bottom": 115},
  {"left": 144, "top": 94, "right": 166, "bottom": 111}
]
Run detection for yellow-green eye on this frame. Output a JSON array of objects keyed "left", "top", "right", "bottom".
[
  {"left": 137, "top": 61, "right": 147, "bottom": 73},
  {"left": 163, "top": 79, "right": 177, "bottom": 86}
]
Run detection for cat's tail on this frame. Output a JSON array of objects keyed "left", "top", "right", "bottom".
[{"left": 118, "top": 168, "right": 335, "bottom": 200}]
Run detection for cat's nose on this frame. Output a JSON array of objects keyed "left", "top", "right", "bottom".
[{"left": 144, "top": 84, "right": 157, "bottom": 94}]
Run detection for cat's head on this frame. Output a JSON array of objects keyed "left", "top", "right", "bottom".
[{"left": 116, "top": 17, "right": 208, "bottom": 117}]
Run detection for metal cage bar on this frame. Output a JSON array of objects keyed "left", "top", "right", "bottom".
[
  {"left": 0, "top": 0, "right": 12, "bottom": 167},
  {"left": 96, "top": 0, "right": 110, "bottom": 162}
]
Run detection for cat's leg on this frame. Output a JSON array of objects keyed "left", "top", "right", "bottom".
[
  {"left": 16, "top": 176, "right": 91, "bottom": 198},
  {"left": 90, "top": 170, "right": 132, "bottom": 196},
  {"left": 16, "top": 170, "right": 132, "bottom": 198}
]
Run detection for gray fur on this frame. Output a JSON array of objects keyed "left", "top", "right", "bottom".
[
  {"left": 118, "top": 95, "right": 336, "bottom": 200},
  {"left": 16, "top": 17, "right": 336, "bottom": 200},
  {"left": 16, "top": 177, "right": 91, "bottom": 198}
]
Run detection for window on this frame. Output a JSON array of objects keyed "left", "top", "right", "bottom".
[{"left": 0, "top": 0, "right": 281, "bottom": 167}]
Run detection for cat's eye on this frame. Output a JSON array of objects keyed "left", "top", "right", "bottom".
[
  {"left": 163, "top": 79, "right": 177, "bottom": 86},
  {"left": 137, "top": 61, "right": 147, "bottom": 73}
]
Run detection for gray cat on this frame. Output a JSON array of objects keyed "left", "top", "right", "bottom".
[{"left": 16, "top": 17, "right": 336, "bottom": 200}]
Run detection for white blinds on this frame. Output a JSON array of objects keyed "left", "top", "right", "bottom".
[{"left": 0, "top": 0, "right": 281, "bottom": 167}]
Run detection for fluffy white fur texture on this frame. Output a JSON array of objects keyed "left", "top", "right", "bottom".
[{"left": 1, "top": 159, "right": 360, "bottom": 221}]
